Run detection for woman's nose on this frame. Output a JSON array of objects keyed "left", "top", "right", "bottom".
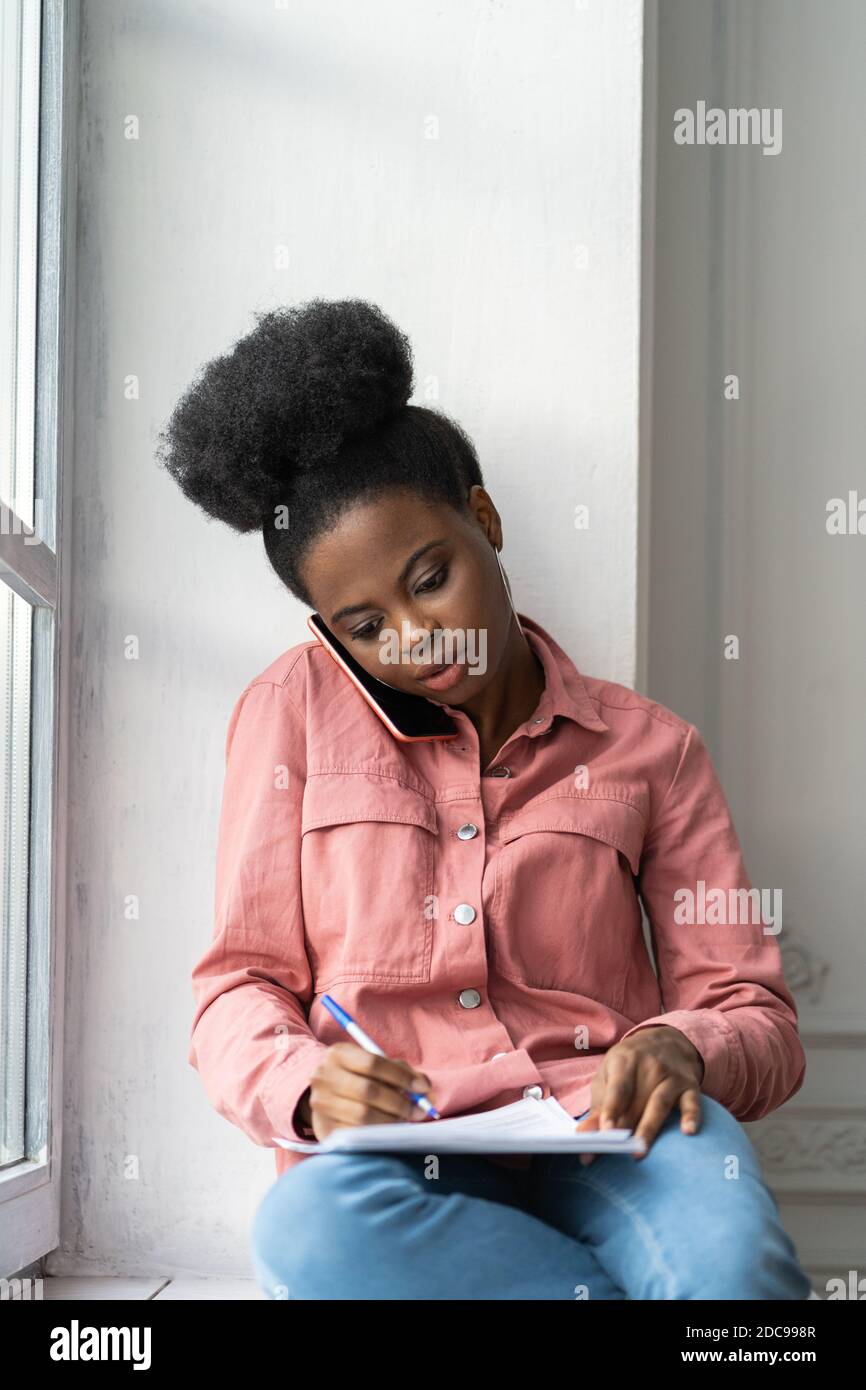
[{"left": 396, "top": 618, "right": 436, "bottom": 667}]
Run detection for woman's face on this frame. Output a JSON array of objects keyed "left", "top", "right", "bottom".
[{"left": 299, "top": 484, "right": 514, "bottom": 706}]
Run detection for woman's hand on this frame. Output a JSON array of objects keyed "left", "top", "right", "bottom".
[
  {"left": 574, "top": 1025, "right": 705, "bottom": 1165},
  {"left": 296, "top": 1041, "right": 435, "bottom": 1142}
]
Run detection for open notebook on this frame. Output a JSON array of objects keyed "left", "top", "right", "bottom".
[{"left": 272, "top": 1094, "right": 647, "bottom": 1155}]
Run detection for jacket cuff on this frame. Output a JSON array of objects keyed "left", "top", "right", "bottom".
[
  {"left": 619, "top": 1009, "right": 737, "bottom": 1100},
  {"left": 261, "top": 1041, "right": 330, "bottom": 1143}
]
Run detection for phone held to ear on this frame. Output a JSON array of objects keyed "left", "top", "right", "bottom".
[{"left": 306, "top": 612, "right": 460, "bottom": 742}]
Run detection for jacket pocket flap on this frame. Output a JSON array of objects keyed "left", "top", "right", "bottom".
[
  {"left": 499, "top": 794, "right": 644, "bottom": 875},
  {"left": 301, "top": 771, "right": 438, "bottom": 835}
]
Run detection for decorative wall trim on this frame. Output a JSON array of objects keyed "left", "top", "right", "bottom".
[{"left": 796, "top": 1011, "right": 866, "bottom": 1047}]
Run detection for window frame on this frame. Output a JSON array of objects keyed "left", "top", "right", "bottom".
[{"left": 0, "top": 0, "right": 78, "bottom": 1274}]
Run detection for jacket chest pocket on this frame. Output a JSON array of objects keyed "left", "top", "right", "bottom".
[
  {"left": 300, "top": 772, "right": 438, "bottom": 989},
  {"left": 492, "top": 790, "right": 647, "bottom": 1007}
]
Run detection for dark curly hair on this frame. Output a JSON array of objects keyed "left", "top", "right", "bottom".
[{"left": 155, "top": 298, "right": 484, "bottom": 605}]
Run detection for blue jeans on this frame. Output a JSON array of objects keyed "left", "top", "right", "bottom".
[{"left": 249, "top": 1094, "right": 813, "bottom": 1299}]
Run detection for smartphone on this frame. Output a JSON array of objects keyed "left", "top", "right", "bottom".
[{"left": 306, "top": 612, "right": 460, "bottom": 742}]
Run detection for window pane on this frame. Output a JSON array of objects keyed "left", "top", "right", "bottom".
[
  {"left": 0, "top": 583, "right": 32, "bottom": 1168},
  {"left": 0, "top": 0, "right": 40, "bottom": 530}
]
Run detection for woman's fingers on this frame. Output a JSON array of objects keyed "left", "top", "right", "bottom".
[
  {"left": 678, "top": 1087, "right": 703, "bottom": 1134},
  {"left": 575, "top": 1054, "right": 638, "bottom": 1166},
  {"left": 573, "top": 1032, "right": 706, "bottom": 1166},
  {"left": 312, "top": 1072, "right": 418, "bottom": 1132},
  {"left": 574, "top": 1109, "right": 600, "bottom": 1132},
  {"left": 332, "top": 1041, "right": 432, "bottom": 1097},
  {"left": 597, "top": 1048, "right": 637, "bottom": 1128},
  {"left": 313, "top": 1087, "right": 407, "bottom": 1132},
  {"left": 629, "top": 1080, "right": 681, "bottom": 1158},
  {"left": 309, "top": 1043, "right": 436, "bottom": 1136},
  {"left": 575, "top": 1108, "right": 600, "bottom": 1165},
  {"left": 579, "top": 1079, "right": 701, "bottom": 1165}
]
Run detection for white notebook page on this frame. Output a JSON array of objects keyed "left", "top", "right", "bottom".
[{"left": 272, "top": 1095, "right": 646, "bottom": 1155}]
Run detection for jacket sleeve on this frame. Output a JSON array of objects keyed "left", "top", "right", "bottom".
[
  {"left": 621, "top": 722, "right": 806, "bottom": 1121},
  {"left": 188, "top": 678, "right": 329, "bottom": 1146}
]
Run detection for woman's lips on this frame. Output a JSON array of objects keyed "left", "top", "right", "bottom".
[{"left": 418, "top": 661, "right": 466, "bottom": 692}]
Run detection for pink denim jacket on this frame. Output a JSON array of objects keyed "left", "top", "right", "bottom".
[{"left": 188, "top": 612, "right": 805, "bottom": 1176}]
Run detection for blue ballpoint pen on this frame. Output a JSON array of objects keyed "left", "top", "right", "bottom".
[{"left": 321, "top": 994, "right": 441, "bottom": 1119}]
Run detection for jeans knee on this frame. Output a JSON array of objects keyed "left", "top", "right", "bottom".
[
  {"left": 672, "top": 1213, "right": 813, "bottom": 1300},
  {"left": 688, "top": 1099, "right": 812, "bottom": 1299},
  {"left": 249, "top": 1154, "right": 422, "bottom": 1299},
  {"left": 249, "top": 1170, "right": 305, "bottom": 1297}
]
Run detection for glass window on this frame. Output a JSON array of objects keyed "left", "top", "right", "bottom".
[{"left": 0, "top": 0, "right": 64, "bottom": 1241}]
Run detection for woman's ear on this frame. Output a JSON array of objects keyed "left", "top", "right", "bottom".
[{"left": 466, "top": 484, "right": 502, "bottom": 548}]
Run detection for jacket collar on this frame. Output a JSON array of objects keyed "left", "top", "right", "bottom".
[
  {"left": 508, "top": 612, "right": 609, "bottom": 736},
  {"left": 430, "top": 611, "right": 608, "bottom": 739}
]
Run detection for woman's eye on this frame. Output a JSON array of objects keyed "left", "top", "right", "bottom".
[
  {"left": 416, "top": 564, "right": 448, "bottom": 594},
  {"left": 349, "top": 566, "right": 448, "bottom": 641}
]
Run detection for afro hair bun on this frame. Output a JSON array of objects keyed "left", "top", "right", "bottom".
[{"left": 156, "top": 298, "right": 415, "bottom": 532}]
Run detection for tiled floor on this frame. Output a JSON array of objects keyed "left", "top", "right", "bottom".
[{"left": 35, "top": 1277, "right": 264, "bottom": 1300}]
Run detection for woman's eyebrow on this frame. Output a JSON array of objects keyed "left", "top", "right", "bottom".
[{"left": 330, "top": 538, "right": 448, "bottom": 624}]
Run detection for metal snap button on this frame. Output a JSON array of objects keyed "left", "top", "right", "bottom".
[
  {"left": 453, "top": 903, "right": 477, "bottom": 925},
  {"left": 487, "top": 765, "right": 511, "bottom": 778},
  {"left": 456, "top": 823, "right": 478, "bottom": 840},
  {"left": 458, "top": 988, "right": 482, "bottom": 1009}
]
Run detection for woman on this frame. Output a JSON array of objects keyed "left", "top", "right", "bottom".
[{"left": 158, "top": 298, "right": 814, "bottom": 1300}]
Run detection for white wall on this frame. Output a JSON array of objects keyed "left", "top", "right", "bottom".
[
  {"left": 53, "top": 0, "right": 647, "bottom": 1274},
  {"left": 647, "top": 0, "right": 866, "bottom": 1288}
]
